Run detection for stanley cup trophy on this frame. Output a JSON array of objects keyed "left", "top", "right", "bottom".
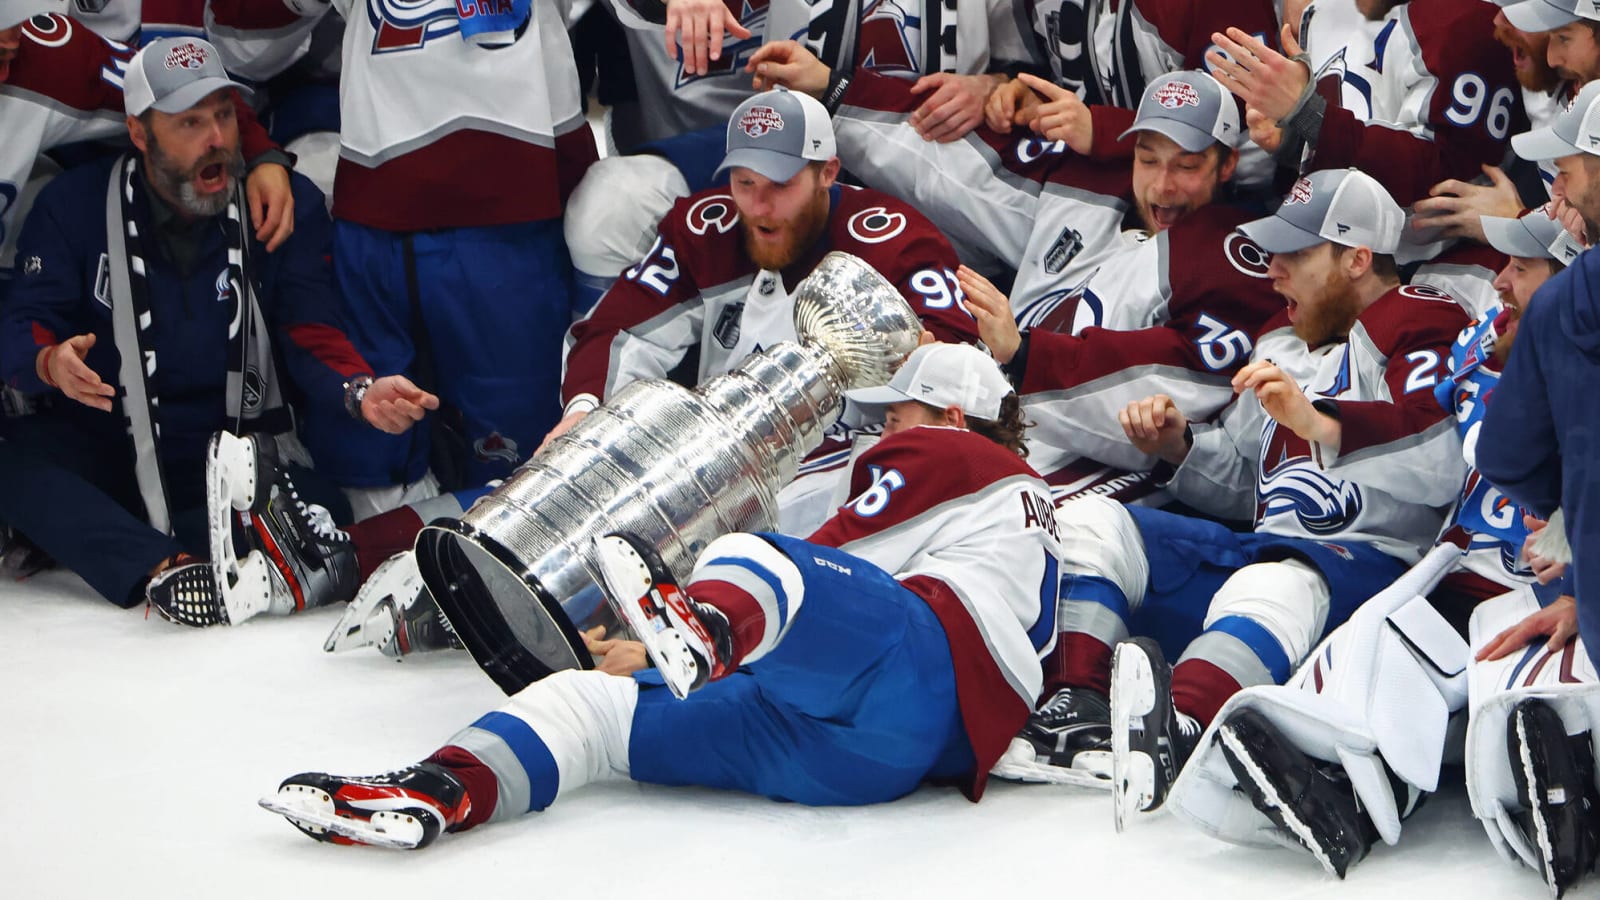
[{"left": 415, "top": 252, "right": 924, "bottom": 695}]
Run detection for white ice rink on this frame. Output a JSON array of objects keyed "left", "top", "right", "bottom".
[{"left": 0, "top": 567, "right": 1567, "bottom": 899}]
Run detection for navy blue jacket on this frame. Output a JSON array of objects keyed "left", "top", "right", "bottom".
[
  {"left": 1, "top": 157, "right": 370, "bottom": 510},
  {"left": 1478, "top": 247, "right": 1600, "bottom": 670}
]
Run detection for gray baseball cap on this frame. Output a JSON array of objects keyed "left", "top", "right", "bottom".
[
  {"left": 0, "top": 0, "right": 65, "bottom": 28},
  {"left": 1118, "top": 71, "right": 1243, "bottom": 152},
  {"left": 1482, "top": 207, "right": 1587, "bottom": 263},
  {"left": 845, "top": 343, "right": 1013, "bottom": 422},
  {"left": 1512, "top": 80, "right": 1600, "bottom": 161},
  {"left": 715, "top": 87, "right": 837, "bottom": 183},
  {"left": 123, "top": 37, "right": 253, "bottom": 117},
  {"left": 1503, "top": 0, "right": 1600, "bottom": 32},
  {"left": 1238, "top": 168, "right": 1405, "bottom": 255}
]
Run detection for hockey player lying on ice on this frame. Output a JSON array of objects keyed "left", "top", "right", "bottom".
[
  {"left": 1158, "top": 206, "right": 1596, "bottom": 896},
  {"left": 260, "top": 343, "right": 1066, "bottom": 849}
]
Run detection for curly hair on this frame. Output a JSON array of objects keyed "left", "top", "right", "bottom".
[{"left": 962, "top": 393, "right": 1032, "bottom": 459}]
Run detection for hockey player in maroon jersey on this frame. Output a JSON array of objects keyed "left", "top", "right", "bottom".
[
  {"left": 259, "top": 344, "right": 1065, "bottom": 850},
  {"left": 1028, "top": 170, "right": 1467, "bottom": 817},
  {"left": 547, "top": 86, "right": 977, "bottom": 446}
]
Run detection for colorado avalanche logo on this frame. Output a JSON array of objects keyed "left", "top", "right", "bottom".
[
  {"left": 1257, "top": 421, "right": 1363, "bottom": 535},
  {"left": 675, "top": 0, "right": 769, "bottom": 88},
  {"left": 1286, "top": 178, "right": 1314, "bottom": 205},
  {"left": 163, "top": 41, "right": 209, "bottom": 70},
  {"left": 739, "top": 106, "right": 785, "bottom": 138},
  {"left": 858, "top": 0, "right": 921, "bottom": 75},
  {"left": 846, "top": 207, "right": 907, "bottom": 244},
  {"left": 368, "top": 0, "right": 461, "bottom": 54},
  {"left": 1153, "top": 81, "right": 1200, "bottom": 110},
  {"left": 686, "top": 194, "right": 739, "bottom": 236},
  {"left": 214, "top": 269, "right": 234, "bottom": 305},
  {"left": 1224, "top": 233, "right": 1271, "bottom": 278},
  {"left": 474, "top": 431, "right": 520, "bottom": 464}
]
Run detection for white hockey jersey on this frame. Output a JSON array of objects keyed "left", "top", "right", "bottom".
[
  {"left": 1167, "top": 283, "right": 1470, "bottom": 563},
  {"left": 809, "top": 424, "right": 1062, "bottom": 796}
]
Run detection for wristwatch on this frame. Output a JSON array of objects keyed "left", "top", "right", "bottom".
[{"left": 343, "top": 375, "right": 374, "bottom": 423}]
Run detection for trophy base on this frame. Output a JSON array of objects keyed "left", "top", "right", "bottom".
[{"left": 416, "top": 522, "right": 591, "bottom": 695}]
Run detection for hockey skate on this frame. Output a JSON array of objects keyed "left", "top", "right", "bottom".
[
  {"left": 1216, "top": 708, "right": 1374, "bottom": 878},
  {"left": 260, "top": 763, "right": 471, "bottom": 850},
  {"left": 209, "top": 431, "right": 358, "bottom": 625},
  {"left": 991, "top": 687, "right": 1114, "bottom": 788},
  {"left": 1509, "top": 697, "right": 1600, "bottom": 897},
  {"left": 1111, "top": 637, "right": 1199, "bottom": 831},
  {"left": 324, "top": 551, "right": 462, "bottom": 657},
  {"left": 592, "top": 532, "right": 732, "bottom": 700}
]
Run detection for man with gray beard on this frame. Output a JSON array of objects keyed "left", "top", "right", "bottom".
[{"left": 0, "top": 37, "right": 437, "bottom": 620}]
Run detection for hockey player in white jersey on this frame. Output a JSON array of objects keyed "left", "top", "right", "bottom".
[
  {"left": 1032, "top": 169, "right": 1467, "bottom": 814},
  {"left": 259, "top": 343, "right": 1066, "bottom": 849},
  {"left": 1160, "top": 206, "right": 1598, "bottom": 897}
]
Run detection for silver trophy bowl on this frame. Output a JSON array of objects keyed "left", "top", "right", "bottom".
[{"left": 416, "top": 251, "right": 922, "bottom": 693}]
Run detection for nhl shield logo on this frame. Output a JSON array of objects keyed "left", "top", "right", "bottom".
[
  {"left": 739, "top": 106, "right": 785, "bottom": 138},
  {"left": 1286, "top": 178, "right": 1314, "bottom": 205},
  {"left": 242, "top": 368, "right": 265, "bottom": 412},
  {"left": 713, "top": 302, "right": 744, "bottom": 349},
  {"left": 1153, "top": 81, "right": 1200, "bottom": 110}
]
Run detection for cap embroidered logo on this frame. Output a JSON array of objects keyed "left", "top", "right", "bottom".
[
  {"left": 163, "top": 41, "right": 209, "bottom": 70},
  {"left": 1154, "top": 81, "right": 1201, "bottom": 110},
  {"left": 1287, "top": 179, "right": 1314, "bottom": 205},
  {"left": 739, "top": 106, "right": 785, "bottom": 138}
]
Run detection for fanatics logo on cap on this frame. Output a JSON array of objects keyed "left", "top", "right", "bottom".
[
  {"left": 1287, "top": 178, "right": 1314, "bottom": 205},
  {"left": 1154, "top": 81, "right": 1201, "bottom": 110},
  {"left": 739, "top": 106, "right": 785, "bottom": 138},
  {"left": 163, "top": 41, "right": 209, "bottom": 70}
]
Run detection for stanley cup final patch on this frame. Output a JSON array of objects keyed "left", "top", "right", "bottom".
[{"left": 1043, "top": 227, "right": 1084, "bottom": 275}]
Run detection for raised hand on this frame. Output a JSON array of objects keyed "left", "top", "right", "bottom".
[
  {"left": 665, "top": 0, "right": 753, "bottom": 78},
  {"left": 1411, "top": 166, "right": 1523, "bottom": 243},
  {"left": 1205, "top": 25, "right": 1309, "bottom": 123},
  {"left": 1233, "top": 360, "right": 1337, "bottom": 446},
  {"left": 956, "top": 265, "right": 1022, "bottom": 363},
  {"left": 1015, "top": 73, "right": 1093, "bottom": 154},
  {"left": 747, "top": 39, "right": 829, "bottom": 96}
]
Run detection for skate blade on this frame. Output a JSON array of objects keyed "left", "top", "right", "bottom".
[
  {"left": 592, "top": 536, "right": 699, "bottom": 699},
  {"left": 1217, "top": 722, "right": 1342, "bottom": 879},
  {"left": 258, "top": 796, "right": 422, "bottom": 850},
  {"left": 219, "top": 551, "right": 274, "bottom": 626},
  {"left": 326, "top": 553, "right": 421, "bottom": 654},
  {"left": 989, "top": 739, "right": 1114, "bottom": 789},
  {"left": 1111, "top": 643, "right": 1159, "bottom": 832}
]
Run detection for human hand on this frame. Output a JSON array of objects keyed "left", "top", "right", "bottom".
[
  {"left": 1410, "top": 166, "right": 1522, "bottom": 244},
  {"left": 665, "top": 0, "right": 753, "bottom": 77},
  {"left": 1521, "top": 514, "right": 1570, "bottom": 584},
  {"left": 1119, "top": 394, "right": 1191, "bottom": 464},
  {"left": 1475, "top": 594, "right": 1578, "bottom": 661},
  {"left": 361, "top": 375, "right": 440, "bottom": 434},
  {"left": 1245, "top": 106, "right": 1283, "bottom": 154},
  {"left": 245, "top": 162, "right": 294, "bottom": 252},
  {"left": 40, "top": 334, "right": 115, "bottom": 412},
  {"left": 1016, "top": 73, "right": 1093, "bottom": 154},
  {"left": 583, "top": 625, "right": 651, "bottom": 676},
  {"left": 1551, "top": 197, "right": 1591, "bottom": 247},
  {"left": 984, "top": 77, "right": 1042, "bottom": 134},
  {"left": 1233, "top": 360, "right": 1337, "bottom": 445},
  {"left": 1206, "top": 25, "right": 1309, "bottom": 123},
  {"left": 537, "top": 409, "right": 589, "bottom": 454},
  {"left": 956, "top": 265, "right": 1022, "bottom": 363},
  {"left": 910, "top": 72, "right": 1002, "bottom": 143},
  {"left": 747, "top": 39, "right": 829, "bottom": 96}
]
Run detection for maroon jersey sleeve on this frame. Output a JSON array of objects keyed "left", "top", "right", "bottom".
[
  {"left": 9, "top": 15, "right": 132, "bottom": 116},
  {"left": 828, "top": 188, "right": 979, "bottom": 344}
]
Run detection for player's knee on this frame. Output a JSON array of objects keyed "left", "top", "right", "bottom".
[
  {"left": 1057, "top": 496, "right": 1148, "bottom": 605},
  {"left": 1204, "top": 559, "right": 1331, "bottom": 665}
]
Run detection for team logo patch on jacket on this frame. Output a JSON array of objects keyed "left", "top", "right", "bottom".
[{"left": 739, "top": 106, "right": 785, "bottom": 138}]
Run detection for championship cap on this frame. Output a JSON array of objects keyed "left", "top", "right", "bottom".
[
  {"left": 1511, "top": 80, "right": 1600, "bottom": 161},
  {"left": 123, "top": 37, "right": 253, "bottom": 117},
  {"left": 0, "top": 0, "right": 65, "bottom": 28},
  {"left": 1117, "top": 71, "right": 1243, "bottom": 152},
  {"left": 1238, "top": 168, "right": 1404, "bottom": 255},
  {"left": 1502, "top": 0, "right": 1600, "bottom": 33},
  {"left": 1481, "top": 206, "right": 1587, "bottom": 264},
  {"left": 844, "top": 343, "right": 1014, "bottom": 422},
  {"left": 714, "top": 87, "right": 837, "bottom": 183}
]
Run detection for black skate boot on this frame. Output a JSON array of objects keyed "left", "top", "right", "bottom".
[
  {"left": 593, "top": 532, "right": 733, "bottom": 699},
  {"left": 210, "top": 432, "right": 359, "bottom": 619},
  {"left": 146, "top": 555, "right": 227, "bottom": 627},
  {"left": 1509, "top": 698, "right": 1600, "bottom": 897},
  {"left": 1217, "top": 708, "right": 1374, "bottom": 878},
  {"left": 325, "top": 551, "right": 463, "bottom": 657},
  {"left": 260, "top": 763, "right": 471, "bottom": 850},
  {"left": 993, "top": 687, "right": 1114, "bottom": 787},
  {"left": 1111, "top": 637, "right": 1201, "bottom": 830}
]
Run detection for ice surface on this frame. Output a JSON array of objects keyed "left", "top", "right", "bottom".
[{"left": 1, "top": 570, "right": 1555, "bottom": 898}]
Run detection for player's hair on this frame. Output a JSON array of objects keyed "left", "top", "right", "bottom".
[
  {"left": 1368, "top": 252, "right": 1399, "bottom": 281},
  {"left": 965, "top": 393, "right": 1032, "bottom": 459}
]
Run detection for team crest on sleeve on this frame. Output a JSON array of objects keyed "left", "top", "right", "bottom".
[
  {"left": 1153, "top": 81, "right": 1200, "bottom": 109},
  {"left": 367, "top": 0, "right": 462, "bottom": 53},
  {"left": 1286, "top": 178, "right": 1314, "bottom": 205},
  {"left": 22, "top": 12, "right": 73, "bottom": 47},
  {"left": 847, "top": 207, "right": 908, "bottom": 244},
  {"left": 1399, "top": 283, "right": 1456, "bottom": 303},
  {"left": 1224, "top": 233, "right": 1271, "bottom": 278},
  {"left": 739, "top": 106, "right": 785, "bottom": 138},
  {"left": 686, "top": 194, "right": 739, "bottom": 235}
]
